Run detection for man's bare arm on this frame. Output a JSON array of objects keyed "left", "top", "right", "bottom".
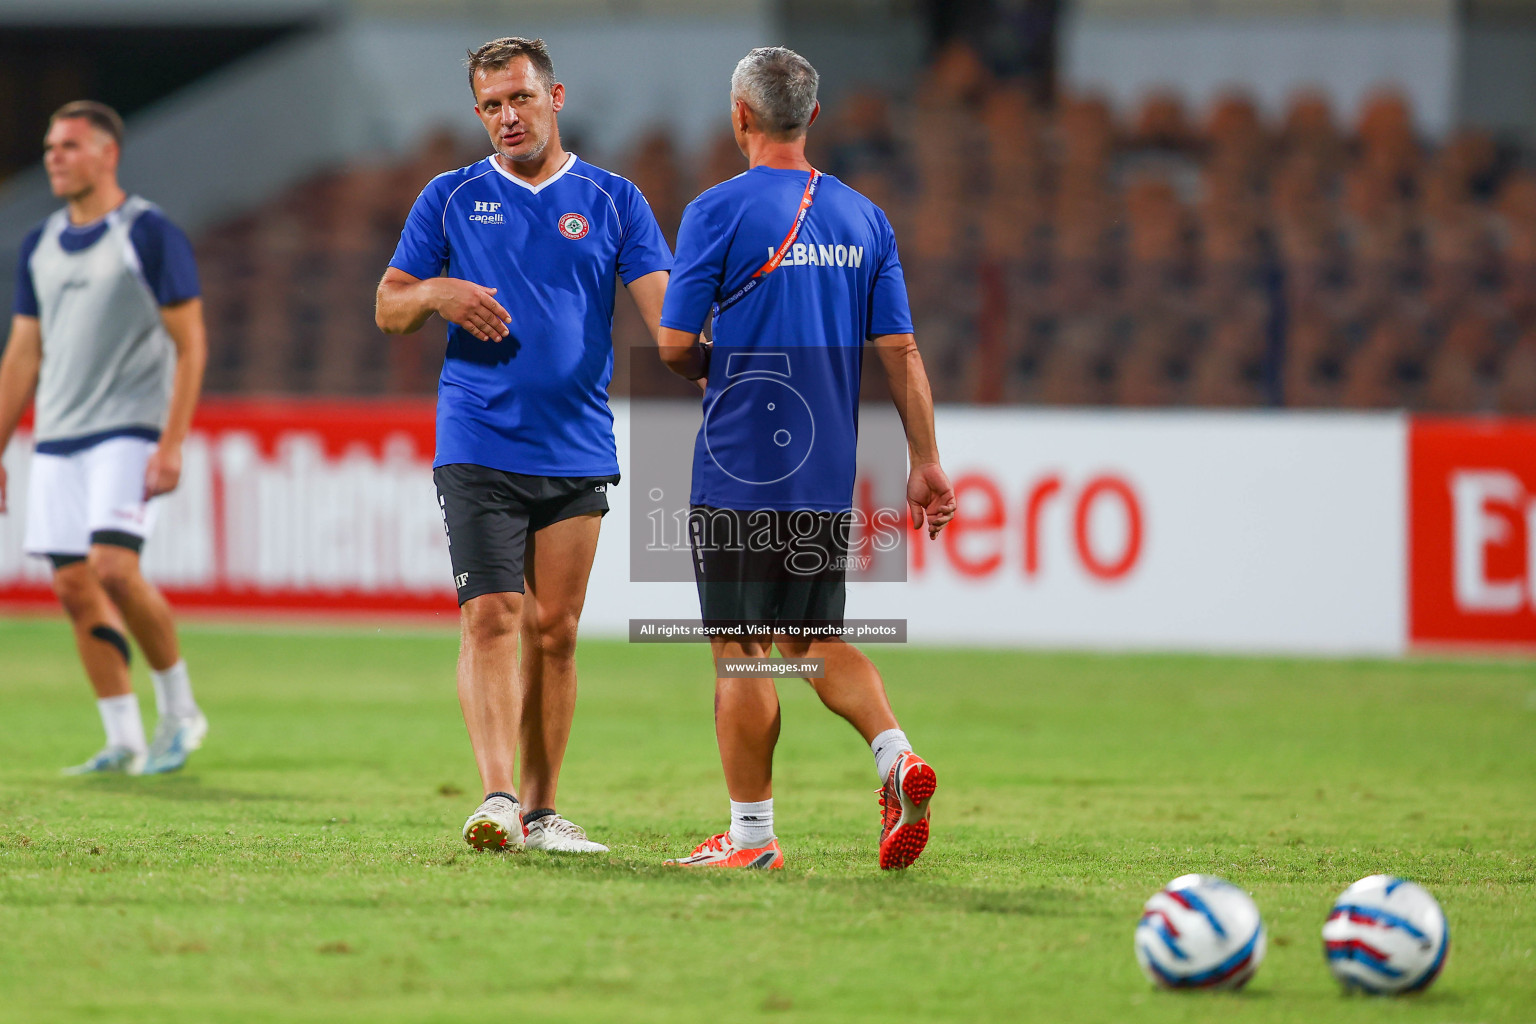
[
  {"left": 143, "top": 298, "right": 208, "bottom": 499},
  {"left": 375, "top": 266, "right": 511, "bottom": 342},
  {"left": 641, "top": 274, "right": 708, "bottom": 391},
  {"left": 871, "top": 333, "right": 939, "bottom": 463},
  {"left": 0, "top": 315, "right": 42, "bottom": 513},
  {"left": 871, "top": 332, "right": 955, "bottom": 537},
  {"left": 624, "top": 270, "right": 669, "bottom": 344},
  {"left": 657, "top": 326, "right": 709, "bottom": 382}
]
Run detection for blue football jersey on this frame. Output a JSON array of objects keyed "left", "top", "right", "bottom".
[
  {"left": 660, "top": 167, "right": 913, "bottom": 512},
  {"left": 389, "top": 153, "right": 672, "bottom": 475}
]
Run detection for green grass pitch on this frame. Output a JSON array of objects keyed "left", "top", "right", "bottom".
[{"left": 1, "top": 617, "right": 1533, "bottom": 1023}]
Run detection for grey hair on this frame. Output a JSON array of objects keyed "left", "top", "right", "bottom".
[{"left": 730, "top": 46, "right": 819, "bottom": 138}]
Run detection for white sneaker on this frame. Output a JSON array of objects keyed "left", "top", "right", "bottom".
[
  {"left": 523, "top": 813, "right": 610, "bottom": 852},
  {"left": 62, "top": 745, "right": 146, "bottom": 776},
  {"left": 462, "top": 794, "right": 525, "bottom": 851},
  {"left": 142, "top": 711, "right": 209, "bottom": 774}
]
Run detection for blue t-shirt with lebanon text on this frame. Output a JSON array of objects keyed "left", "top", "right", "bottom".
[
  {"left": 389, "top": 153, "right": 672, "bottom": 475},
  {"left": 659, "top": 167, "right": 913, "bottom": 512}
]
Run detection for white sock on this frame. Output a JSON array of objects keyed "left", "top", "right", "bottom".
[
  {"left": 150, "top": 660, "right": 198, "bottom": 719},
  {"left": 729, "top": 798, "right": 775, "bottom": 847},
  {"left": 871, "top": 728, "right": 912, "bottom": 782},
  {"left": 98, "top": 694, "right": 147, "bottom": 754}
]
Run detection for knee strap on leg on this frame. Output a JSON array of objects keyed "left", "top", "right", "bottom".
[
  {"left": 90, "top": 529, "right": 144, "bottom": 553},
  {"left": 89, "top": 624, "right": 132, "bottom": 667}
]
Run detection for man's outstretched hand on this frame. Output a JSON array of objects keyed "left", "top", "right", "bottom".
[{"left": 907, "top": 462, "right": 956, "bottom": 540}]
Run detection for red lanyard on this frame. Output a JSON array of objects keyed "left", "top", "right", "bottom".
[{"left": 716, "top": 169, "right": 821, "bottom": 314}]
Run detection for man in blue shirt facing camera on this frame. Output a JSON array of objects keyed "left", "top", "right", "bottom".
[{"left": 377, "top": 36, "right": 671, "bottom": 854}]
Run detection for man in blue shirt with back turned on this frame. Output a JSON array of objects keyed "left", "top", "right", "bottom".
[
  {"left": 377, "top": 37, "right": 672, "bottom": 854},
  {"left": 656, "top": 47, "right": 956, "bottom": 871}
]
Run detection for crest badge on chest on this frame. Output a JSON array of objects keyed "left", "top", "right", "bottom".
[{"left": 557, "top": 212, "right": 590, "bottom": 240}]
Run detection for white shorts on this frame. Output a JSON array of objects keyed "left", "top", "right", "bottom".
[{"left": 23, "top": 436, "right": 160, "bottom": 558}]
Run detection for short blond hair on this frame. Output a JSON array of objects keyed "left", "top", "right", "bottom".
[{"left": 49, "top": 100, "right": 124, "bottom": 147}]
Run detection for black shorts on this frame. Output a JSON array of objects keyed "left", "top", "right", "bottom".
[
  {"left": 688, "top": 506, "right": 850, "bottom": 634},
  {"left": 434, "top": 464, "right": 618, "bottom": 604}
]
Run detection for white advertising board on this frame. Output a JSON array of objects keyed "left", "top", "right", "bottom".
[
  {"left": 590, "top": 406, "right": 1409, "bottom": 655},
  {"left": 2, "top": 403, "right": 1409, "bottom": 654}
]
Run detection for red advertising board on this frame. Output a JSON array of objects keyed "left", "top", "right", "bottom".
[
  {"left": 0, "top": 399, "right": 457, "bottom": 616},
  {"left": 1409, "top": 418, "right": 1536, "bottom": 648}
]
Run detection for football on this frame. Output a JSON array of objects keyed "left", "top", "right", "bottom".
[
  {"left": 1322, "top": 875, "right": 1449, "bottom": 994},
  {"left": 1135, "top": 874, "right": 1267, "bottom": 989}
]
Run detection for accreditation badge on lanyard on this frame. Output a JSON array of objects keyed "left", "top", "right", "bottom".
[{"left": 713, "top": 169, "right": 822, "bottom": 318}]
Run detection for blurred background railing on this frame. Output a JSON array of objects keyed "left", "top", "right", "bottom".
[{"left": 6, "top": 0, "right": 1536, "bottom": 411}]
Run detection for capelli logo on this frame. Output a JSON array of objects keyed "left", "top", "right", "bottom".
[{"left": 469, "top": 200, "right": 504, "bottom": 225}]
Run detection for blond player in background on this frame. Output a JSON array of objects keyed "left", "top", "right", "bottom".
[{"left": 0, "top": 101, "right": 209, "bottom": 775}]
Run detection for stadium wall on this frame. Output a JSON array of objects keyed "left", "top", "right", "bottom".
[
  {"left": 0, "top": 10, "right": 770, "bottom": 311},
  {"left": 4, "top": 402, "right": 1535, "bottom": 655}
]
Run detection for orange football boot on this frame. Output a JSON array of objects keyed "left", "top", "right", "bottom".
[
  {"left": 878, "top": 751, "right": 936, "bottom": 869},
  {"left": 664, "top": 832, "right": 785, "bottom": 869}
]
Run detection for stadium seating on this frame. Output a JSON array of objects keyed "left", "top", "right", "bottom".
[{"left": 191, "top": 44, "right": 1536, "bottom": 411}]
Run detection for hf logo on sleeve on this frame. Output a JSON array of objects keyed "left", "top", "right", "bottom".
[{"left": 558, "top": 213, "right": 590, "bottom": 240}]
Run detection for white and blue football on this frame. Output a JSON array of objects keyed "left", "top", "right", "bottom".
[
  {"left": 1323, "top": 875, "right": 1449, "bottom": 994},
  {"left": 1135, "top": 874, "right": 1267, "bottom": 990}
]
